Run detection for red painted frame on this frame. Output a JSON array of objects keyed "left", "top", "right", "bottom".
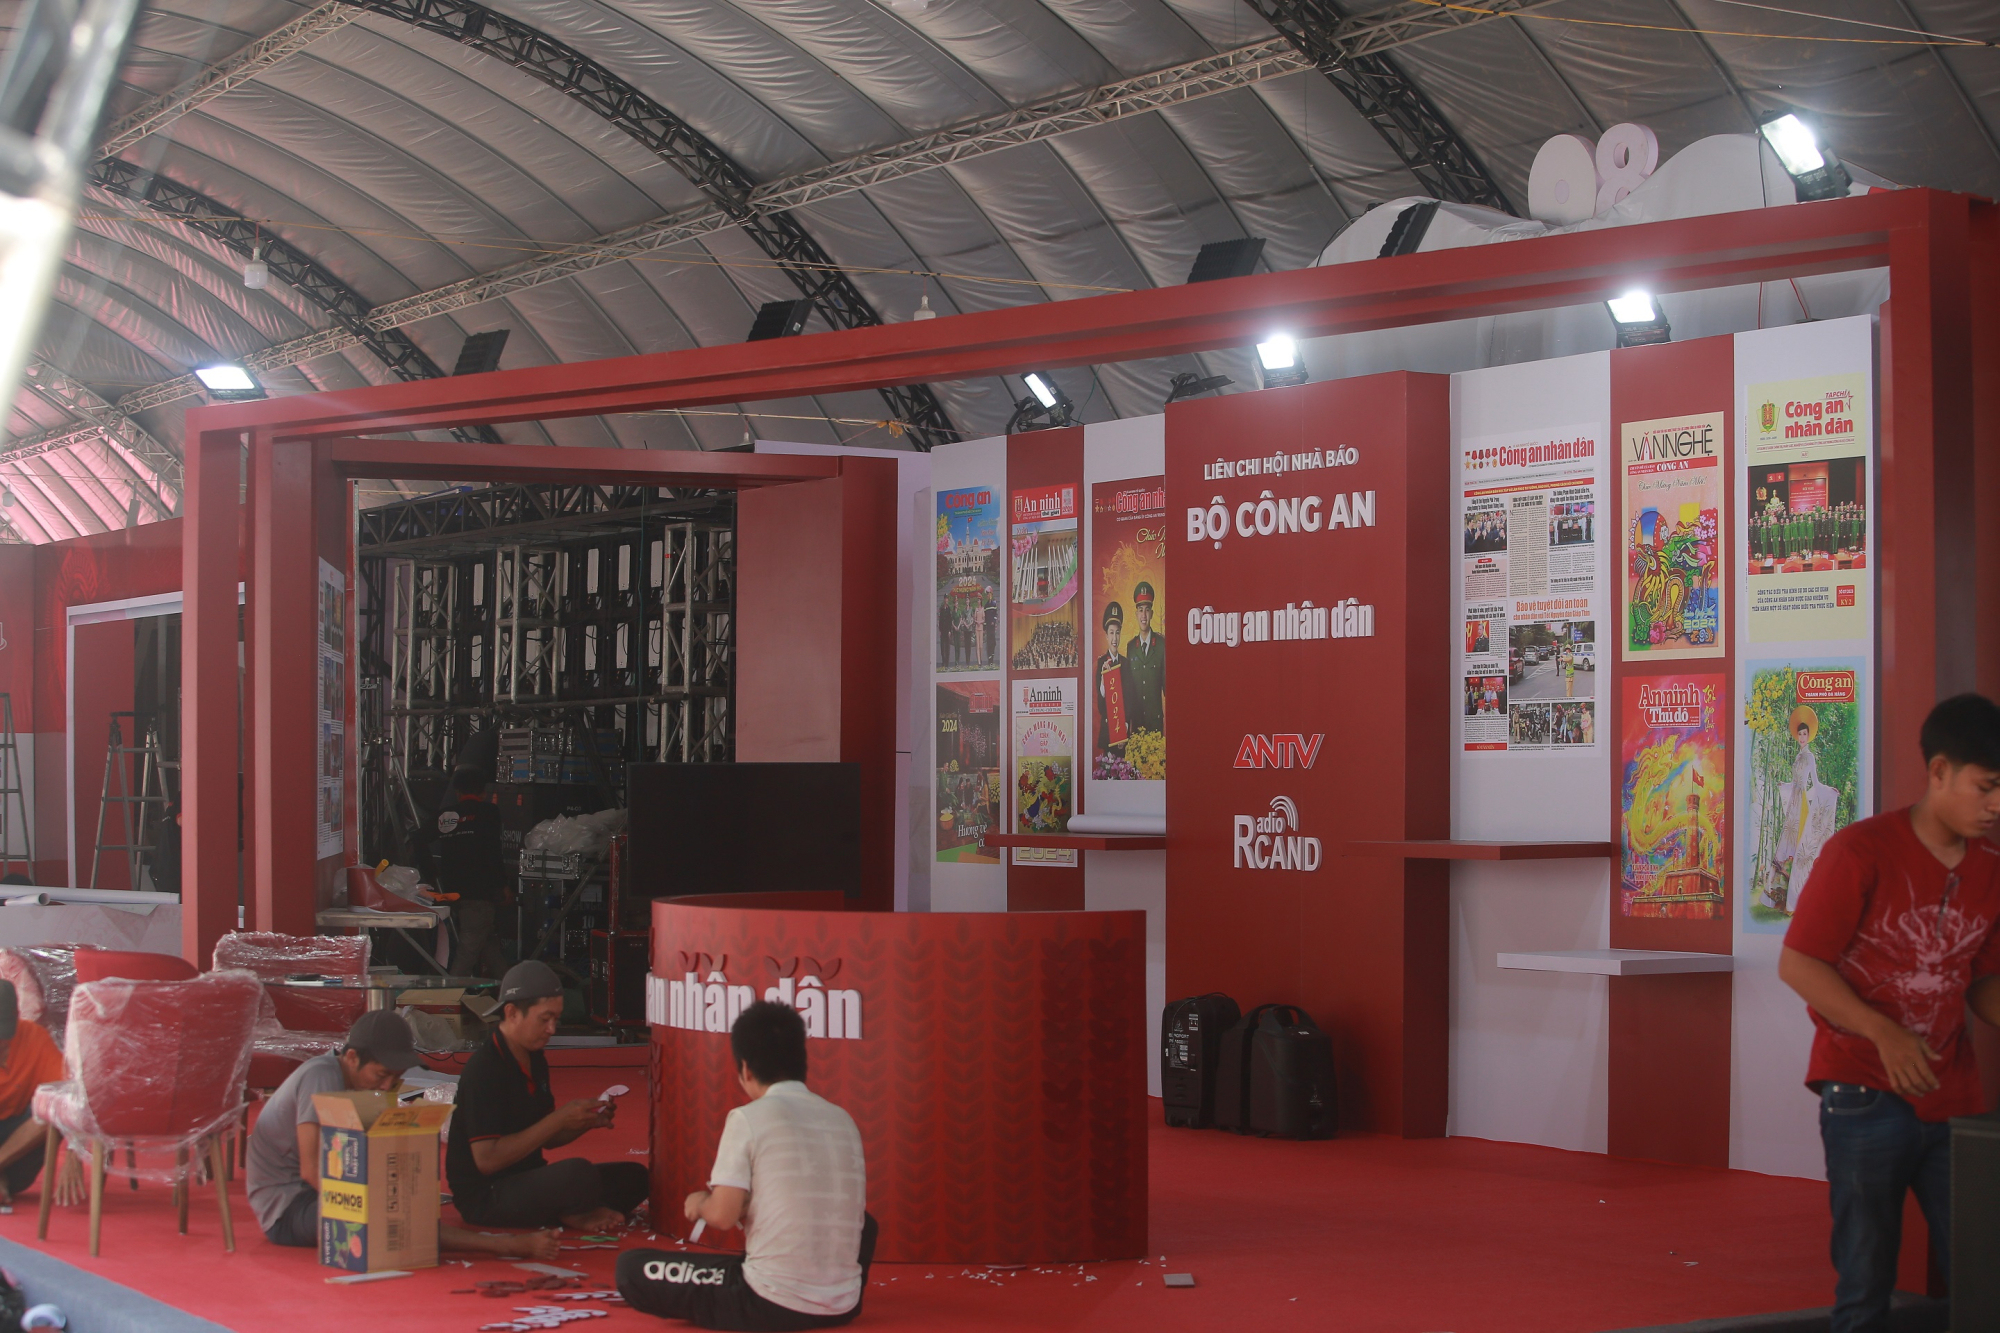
[{"left": 182, "top": 187, "right": 1992, "bottom": 968}]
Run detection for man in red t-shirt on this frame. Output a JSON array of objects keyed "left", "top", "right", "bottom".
[{"left": 1780, "top": 693, "right": 2000, "bottom": 1333}]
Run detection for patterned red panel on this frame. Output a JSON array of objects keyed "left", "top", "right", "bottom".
[{"left": 649, "top": 901, "right": 1147, "bottom": 1264}]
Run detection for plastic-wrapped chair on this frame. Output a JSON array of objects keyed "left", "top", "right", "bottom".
[
  {"left": 212, "top": 930, "right": 369, "bottom": 1035},
  {"left": 34, "top": 970, "right": 263, "bottom": 1255},
  {"left": 73, "top": 951, "right": 197, "bottom": 984},
  {"left": 0, "top": 945, "right": 98, "bottom": 1048}
]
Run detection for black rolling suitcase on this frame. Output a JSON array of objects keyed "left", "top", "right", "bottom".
[
  {"left": 1216, "top": 1004, "right": 1337, "bottom": 1138},
  {"left": 1160, "top": 993, "right": 1240, "bottom": 1127},
  {"left": 1247, "top": 1005, "right": 1337, "bottom": 1139}
]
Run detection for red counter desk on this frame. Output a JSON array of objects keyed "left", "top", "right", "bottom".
[{"left": 645, "top": 893, "right": 1148, "bottom": 1264}]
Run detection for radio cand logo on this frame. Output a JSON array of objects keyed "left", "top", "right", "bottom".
[
  {"left": 646, "top": 954, "right": 862, "bottom": 1040},
  {"left": 1232, "top": 796, "right": 1324, "bottom": 872},
  {"left": 1233, "top": 734, "right": 1324, "bottom": 769}
]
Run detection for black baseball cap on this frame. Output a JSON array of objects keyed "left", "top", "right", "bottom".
[
  {"left": 344, "top": 1009, "right": 423, "bottom": 1072},
  {"left": 0, "top": 980, "right": 17, "bottom": 1040},
  {"left": 497, "top": 960, "right": 563, "bottom": 1010}
]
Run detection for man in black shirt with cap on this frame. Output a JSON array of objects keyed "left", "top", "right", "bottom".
[{"left": 448, "top": 960, "right": 650, "bottom": 1231}]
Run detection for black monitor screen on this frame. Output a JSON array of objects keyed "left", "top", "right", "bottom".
[{"left": 625, "top": 763, "right": 861, "bottom": 901}]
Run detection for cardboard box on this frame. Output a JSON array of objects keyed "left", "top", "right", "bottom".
[{"left": 312, "top": 1090, "right": 452, "bottom": 1273}]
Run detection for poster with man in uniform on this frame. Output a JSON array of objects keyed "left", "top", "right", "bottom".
[{"left": 1090, "top": 479, "right": 1166, "bottom": 781}]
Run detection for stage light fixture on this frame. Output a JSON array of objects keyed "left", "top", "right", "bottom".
[
  {"left": 242, "top": 244, "right": 268, "bottom": 290},
  {"left": 1606, "top": 290, "right": 1671, "bottom": 348},
  {"left": 1256, "top": 334, "right": 1307, "bottom": 389},
  {"left": 1758, "top": 111, "right": 1851, "bottom": 202},
  {"left": 194, "top": 363, "right": 266, "bottom": 400},
  {"left": 747, "top": 298, "right": 814, "bottom": 341},
  {"left": 1185, "top": 238, "right": 1266, "bottom": 284},
  {"left": 453, "top": 328, "right": 511, "bottom": 376},
  {"left": 1165, "top": 371, "right": 1232, "bottom": 403},
  {"left": 1008, "top": 372, "right": 1076, "bottom": 432}
]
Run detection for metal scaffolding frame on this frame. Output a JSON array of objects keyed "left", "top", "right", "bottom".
[{"left": 364, "top": 483, "right": 734, "bottom": 829}]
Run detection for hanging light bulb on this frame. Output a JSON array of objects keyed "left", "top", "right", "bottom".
[
  {"left": 243, "top": 243, "right": 269, "bottom": 290},
  {"left": 912, "top": 292, "right": 936, "bottom": 321}
]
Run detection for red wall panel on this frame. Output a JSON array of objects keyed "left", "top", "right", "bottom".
[
  {"left": 737, "top": 462, "right": 899, "bottom": 914},
  {"left": 1606, "top": 337, "right": 1736, "bottom": 1167},
  {"left": 1003, "top": 427, "right": 1085, "bottom": 912},
  {"left": 1164, "top": 372, "right": 1451, "bottom": 1136}
]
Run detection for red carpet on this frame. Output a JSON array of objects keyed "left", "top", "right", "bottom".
[{"left": 0, "top": 1066, "right": 1840, "bottom": 1332}]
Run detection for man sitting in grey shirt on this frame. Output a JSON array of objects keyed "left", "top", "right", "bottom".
[{"left": 246, "top": 1009, "right": 557, "bottom": 1259}]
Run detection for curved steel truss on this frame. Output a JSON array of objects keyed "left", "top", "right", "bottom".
[
  {"left": 344, "top": 0, "right": 957, "bottom": 449},
  {"left": 1244, "top": 0, "right": 1521, "bottom": 214},
  {"left": 89, "top": 159, "right": 503, "bottom": 444}
]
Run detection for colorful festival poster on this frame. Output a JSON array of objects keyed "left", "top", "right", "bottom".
[
  {"left": 1012, "top": 678, "right": 1077, "bottom": 867},
  {"left": 936, "top": 681, "right": 1001, "bottom": 864},
  {"left": 936, "top": 487, "right": 1001, "bottom": 673},
  {"left": 1744, "top": 374, "right": 1870, "bottom": 643},
  {"left": 1010, "top": 485, "right": 1080, "bottom": 671},
  {"left": 1621, "top": 413, "right": 1724, "bottom": 661},
  {"left": 1741, "top": 659, "right": 1865, "bottom": 933},
  {"left": 1620, "top": 675, "right": 1727, "bottom": 919},
  {"left": 1089, "top": 476, "right": 1167, "bottom": 782}
]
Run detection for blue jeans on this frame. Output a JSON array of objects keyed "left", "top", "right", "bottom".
[{"left": 1819, "top": 1083, "right": 1951, "bottom": 1333}]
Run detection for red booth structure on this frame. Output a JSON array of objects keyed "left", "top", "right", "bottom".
[{"left": 647, "top": 894, "right": 1147, "bottom": 1264}]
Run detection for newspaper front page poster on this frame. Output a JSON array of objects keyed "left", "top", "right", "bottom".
[{"left": 1460, "top": 426, "right": 1603, "bottom": 752}]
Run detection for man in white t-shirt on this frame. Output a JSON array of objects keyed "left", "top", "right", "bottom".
[{"left": 617, "top": 1001, "right": 875, "bottom": 1330}]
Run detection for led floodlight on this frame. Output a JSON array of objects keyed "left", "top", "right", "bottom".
[
  {"left": 1256, "top": 334, "right": 1307, "bottom": 389},
  {"left": 1606, "top": 290, "right": 1671, "bottom": 348},
  {"left": 1008, "top": 371, "right": 1075, "bottom": 432},
  {"left": 1165, "top": 371, "right": 1232, "bottom": 404},
  {"left": 193, "top": 364, "right": 266, "bottom": 400},
  {"left": 1758, "top": 111, "right": 1851, "bottom": 203}
]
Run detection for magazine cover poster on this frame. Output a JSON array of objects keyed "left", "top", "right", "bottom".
[
  {"left": 1621, "top": 413, "right": 1724, "bottom": 662},
  {"left": 936, "top": 487, "right": 1001, "bottom": 673},
  {"left": 1744, "top": 373, "right": 1870, "bottom": 643},
  {"left": 1009, "top": 484, "right": 1080, "bottom": 671},
  {"left": 1089, "top": 476, "right": 1166, "bottom": 782},
  {"left": 1742, "top": 660, "right": 1865, "bottom": 933},
  {"left": 936, "top": 681, "right": 1001, "bottom": 864},
  {"left": 1012, "top": 678, "right": 1077, "bottom": 868},
  {"left": 1620, "top": 674, "right": 1727, "bottom": 919}
]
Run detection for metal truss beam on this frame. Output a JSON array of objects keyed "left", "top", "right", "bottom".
[
  {"left": 357, "top": 481, "right": 728, "bottom": 554},
  {"left": 15, "top": 360, "right": 179, "bottom": 511},
  {"left": 1243, "top": 0, "right": 1529, "bottom": 213},
  {"left": 96, "top": 1, "right": 357, "bottom": 159},
  {"left": 345, "top": 0, "right": 957, "bottom": 448},
  {"left": 15, "top": 0, "right": 1526, "bottom": 460},
  {"left": 88, "top": 162, "right": 502, "bottom": 444}
]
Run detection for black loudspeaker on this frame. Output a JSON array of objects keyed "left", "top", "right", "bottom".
[
  {"left": 1161, "top": 993, "right": 1240, "bottom": 1128},
  {"left": 1955, "top": 1112, "right": 2000, "bottom": 1328},
  {"left": 1247, "top": 1005, "right": 1337, "bottom": 1140},
  {"left": 1214, "top": 1003, "right": 1273, "bottom": 1133}
]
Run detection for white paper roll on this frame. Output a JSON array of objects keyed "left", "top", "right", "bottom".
[
  {"left": 1528, "top": 134, "right": 1598, "bottom": 225},
  {"left": 1064, "top": 813, "right": 1166, "bottom": 836}
]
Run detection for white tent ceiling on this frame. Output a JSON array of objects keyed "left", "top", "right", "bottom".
[{"left": 2, "top": 0, "right": 1994, "bottom": 541}]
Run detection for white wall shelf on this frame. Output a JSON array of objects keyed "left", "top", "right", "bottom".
[{"left": 1497, "top": 949, "right": 1734, "bottom": 977}]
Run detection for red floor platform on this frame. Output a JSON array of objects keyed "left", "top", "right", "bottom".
[{"left": 0, "top": 1064, "right": 1841, "bottom": 1332}]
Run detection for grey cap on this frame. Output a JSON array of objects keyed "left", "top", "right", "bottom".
[
  {"left": 0, "top": 979, "right": 16, "bottom": 1040},
  {"left": 497, "top": 959, "right": 563, "bottom": 1010},
  {"left": 345, "top": 1009, "right": 423, "bottom": 1072}
]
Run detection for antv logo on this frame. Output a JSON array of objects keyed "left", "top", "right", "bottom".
[{"left": 1233, "top": 734, "right": 1324, "bottom": 769}]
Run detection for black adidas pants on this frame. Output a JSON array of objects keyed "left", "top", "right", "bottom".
[{"left": 616, "top": 1214, "right": 877, "bottom": 1331}]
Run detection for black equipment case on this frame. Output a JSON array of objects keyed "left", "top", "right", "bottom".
[
  {"left": 1216, "top": 1003, "right": 1338, "bottom": 1139},
  {"left": 1161, "top": 993, "right": 1240, "bottom": 1127}
]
